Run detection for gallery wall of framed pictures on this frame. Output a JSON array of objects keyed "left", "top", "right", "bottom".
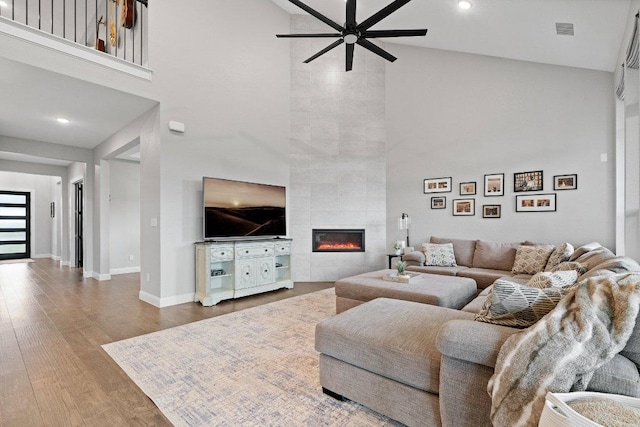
[{"left": 425, "top": 170, "right": 577, "bottom": 219}]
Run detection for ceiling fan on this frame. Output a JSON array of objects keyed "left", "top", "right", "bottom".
[{"left": 276, "top": 0, "right": 428, "bottom": 71}]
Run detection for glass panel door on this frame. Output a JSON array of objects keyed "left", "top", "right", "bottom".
[{"left": 0, "top": 191, "right": 30, "bottom": 260}]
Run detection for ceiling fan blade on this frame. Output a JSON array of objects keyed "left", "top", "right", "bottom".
[
  {"left": 356, "top": 38, "right": 397, "bottom": 62},
  {"left": 288, "top": 0, "right": 344, "bottom": 32},
  {"left": 357, "top": 0, "right": 411, "bottom": 31},
  {"left": 346, "top": 43, "right": 354, "bottom": 71},
  {"left": 346, "top": 0, "right": 357, "bottom": 28},
  {"left": 276, "top": 33, "right": 342, "bottom": 38},
  {"left": 303, "top": 39, "right": 345, "bottom": 63},
  {"left": 362, "top": 29, "right": 428, "bottom": 38}
]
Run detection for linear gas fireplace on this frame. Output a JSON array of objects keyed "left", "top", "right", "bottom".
[{"left": 312, "top": 229, "right": 365, "bottom": 252}]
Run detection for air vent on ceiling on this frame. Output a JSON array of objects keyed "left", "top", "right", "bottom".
[{"left": 555, "top": 22, "right": 574, "bottom": 36}]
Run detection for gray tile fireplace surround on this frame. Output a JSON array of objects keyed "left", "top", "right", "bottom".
[{"left": 287, "top": 14, "right": 387, "bottom": 282}]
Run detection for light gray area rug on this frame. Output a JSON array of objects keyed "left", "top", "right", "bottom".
[{"left": 103, "top": 289, "right": 401, "bottom": 426}]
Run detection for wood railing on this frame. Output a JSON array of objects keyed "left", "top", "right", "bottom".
[{"left": 0, "top": 0, "right": 147, "bottom": 66}]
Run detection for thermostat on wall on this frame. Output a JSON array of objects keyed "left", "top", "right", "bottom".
[{"left": 168, "top": 121, "right": 185, "bottom": 133}]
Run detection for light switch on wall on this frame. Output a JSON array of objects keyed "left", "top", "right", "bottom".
[
  {"left": 151, "top": 217, "right": 158, "bottom": 227},
  {"left": 600, "top": 153, "right": 608, "bottom": 162}
]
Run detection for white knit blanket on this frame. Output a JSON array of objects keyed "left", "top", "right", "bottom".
[{"left": 487, "top": 273, "right": 640, "bottom": 427}]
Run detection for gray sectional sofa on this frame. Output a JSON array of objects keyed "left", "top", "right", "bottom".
[{"left": 315, "top": 238, "right": 640, "bottom": 427}]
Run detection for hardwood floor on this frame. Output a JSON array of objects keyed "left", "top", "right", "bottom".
[{"left": 0, "top": 259, "right": 334, "bottom": 426}]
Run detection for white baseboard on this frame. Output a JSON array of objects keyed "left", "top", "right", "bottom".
[
  {"left": 110, "top": 266, "right": 141, "bottom": 275},
  {"left": 51, "top": 255, "right": 61, "bottom": 261},
  {"left": 61, "top": 260, "right": 71, "bottom": 267},
  {"left": 86, "top": 271, "right": 111, "bottom": 281},
  {"left": 32, "top": 253, "right": 52, "bottom": 259},
  {"left": 139, "top": 290, "right": 195, "bottom": 308}
]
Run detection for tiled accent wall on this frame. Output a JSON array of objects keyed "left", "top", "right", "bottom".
[{"left": 288, "top": 15, "right": 387, "bottom": 282}]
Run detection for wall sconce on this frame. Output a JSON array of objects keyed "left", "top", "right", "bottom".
[{"left": 397, "top": 213, "right": 410, "bottom": 247}]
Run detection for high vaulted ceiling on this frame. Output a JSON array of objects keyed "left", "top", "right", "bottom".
[
  {"left": 0, "top": 0, "right": 632, "bottom": 169},
  {"left": 270, "top": 0, "right": 631, "bottom": 72}
]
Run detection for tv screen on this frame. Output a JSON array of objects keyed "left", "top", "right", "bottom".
[{"left": 203, "top": 177, "right": 286, "bottom": 240}]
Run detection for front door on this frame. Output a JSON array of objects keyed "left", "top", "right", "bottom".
[{"left": 0, "top": 191, "right": 30, "bottom": 260}]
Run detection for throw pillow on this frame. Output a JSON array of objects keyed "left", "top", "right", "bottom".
[
  {"left": 475, "top": 279, "right": 570, "bottom": 328},
  {"left": 422, "top": 243, "right": 457, "bottom": 267},
  {"left": 544, "top": 242, "right": 574, "bottom": 271},
  {"left": 511, "top": 245, "right": 555, "bottom": 275},
  {"left": 527, "top": 271, "right": 578, "bottom": 289},
  {"left": 550, "top": 261, "right": 587, "bottom": 275}
]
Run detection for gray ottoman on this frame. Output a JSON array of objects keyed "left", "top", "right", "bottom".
[
  {"left": 316, "top": 298, "right": 475, "bottom": 427},
  {"left": 334, "top": 269, "right": 477, "bottom": 313}
]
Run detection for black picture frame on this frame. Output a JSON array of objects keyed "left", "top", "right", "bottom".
[
  {"left": 553, "top": 174, "right": 577, "bottom": 190},
  {"left": 424, "top": 177, "right": 452, "bottom": 194},
  {"left": 515, "top": 194, "right": 557, "bottom": 212},
  {"left": 452, "top": 198, "right": 475, "bottom": 216},
  {"left": 482, "top": 204, "right": 501, "bottom": 218},
  {"left": 459, "top": 181, "right": 476, "bottom": 195},
  {"left": 514, "top": 170, "right": 543, "bottom": 192},
  {"left": 484, "top": 173, "right": 504, "bottom": 197},
  {"left": 431, "top": 196, "right": 446, "bottom": 209}
]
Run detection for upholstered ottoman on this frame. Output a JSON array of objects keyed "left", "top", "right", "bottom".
[
  {"left": 316, "top": 298, "right": 476, "bottom": 427},
  {"left": 334, "top": 269, "right": 477, "bottom": 313}
]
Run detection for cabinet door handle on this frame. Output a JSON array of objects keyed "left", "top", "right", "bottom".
[
  {"left": 221, "top": 252, "right": 225, "bottom": 255},
  {"left": 246, "top": 250, "right": 249, "bottom": 253},
  {"left": 265, "top": 249, "right": 268, "bottom": 252},
  {"left": 245, "top": 272, "right": 250, "bottom": 275}
]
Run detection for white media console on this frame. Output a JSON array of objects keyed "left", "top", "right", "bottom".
[{"left": 195, "top": 239, "right": 293, "bottom": 306}]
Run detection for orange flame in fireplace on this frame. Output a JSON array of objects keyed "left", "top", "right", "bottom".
[{"left": 317, "top": 242, "right": 361, "bottom": 250}]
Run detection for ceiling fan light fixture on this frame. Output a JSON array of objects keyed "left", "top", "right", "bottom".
[
  {"left": 344, "top": 33, "right": 358, "bottom": 44},
  {"left": 458, "top": 0, "right": 473, "bottom": 10}
]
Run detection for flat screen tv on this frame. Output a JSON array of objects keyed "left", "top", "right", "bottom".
[{"left": 203, "top": 177, "right": 286, "bottom": 240}]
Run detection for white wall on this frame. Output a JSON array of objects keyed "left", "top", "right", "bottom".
[
  {"left": 151, "top": 1, "right": 291, "bottom": 304},
  {"left": 0, "top": 171, "right": 58, "bottom": 257},
  {"left": 109, "top": 160, "right": 140, "bottom": 274},
  {"left": 386, "top": 45, "right": 615, "bottom": 249}
]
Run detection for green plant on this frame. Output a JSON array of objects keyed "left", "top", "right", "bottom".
[
  {"left": 393, "top": 242, "right": 402, "bottom": 251},
  {"left": 396, "top": 260, "right": 407, "bottom": 274}
]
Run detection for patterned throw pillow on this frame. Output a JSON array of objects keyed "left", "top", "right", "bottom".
[
  {"left": 511, "top": 245, "right": 555, "bottom": 275},
  {"left": 474, "top": 279, "right": 570, "bottom": 328},
  {"left": 550, "top": 261, "right": 587, "bottom": 275},
  {"left": 422, "top": 243, "right": 457, "bottom": 267},
  {"left": 544, "top": 243, "right": 574, "bottom": 272},
  {"left": 527, "top": 271, "right": 578, "bottom": 289}
]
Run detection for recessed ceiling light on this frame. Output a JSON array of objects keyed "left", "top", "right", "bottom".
[
  {"left": 56, "top": 117, "right": 70, "bottom": 124},
  {"left": 458, "top": 0, "right": 473, "bottom": 10},
  {"left": 0, "top": 1, "right": 9, "bottom": 7}
]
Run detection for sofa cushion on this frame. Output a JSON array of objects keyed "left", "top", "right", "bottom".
[
  {"left": 472, "top": 240, "right": 520, "bottom": 271},
  {"left": 315, "top": 298, "right": 475, "bottom": 394},
  {"left": 461, "top": 294, "right": 488, "bottom": 314},
  {"left": 474, "top": 279, "right": 569, "bottom": 328},
  {"left": 573, "top": 246, "right": 616, "bottom": 270},
  {"left": 430, "top": 236, "right": 476, "bottom": 267},
  {"left": 422, "top": 243, "right": 457, "bottom": 267},
  {"left": 587, "top": 354, "right": 640, "bottom": 397},
  {"left": 527, "top": 270, "right": 579, "bottom": 289},
  {"left": 402, "top": 251, "right": 425, "bottom": 266},
  {"left": 550, "top": 261, "right": 587, "bottom": 275},
  {"left": 511, "top": 244, "right": 555, "bottom": 275},
  {"left": 545, "top": 243, "right": 574, "bottom": 271},
  {"left": 457, "top": 268, "right": 515, "bottom": 289},
  {"left": 406, "top": 265, "right": 469, "bottom": 276}
]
